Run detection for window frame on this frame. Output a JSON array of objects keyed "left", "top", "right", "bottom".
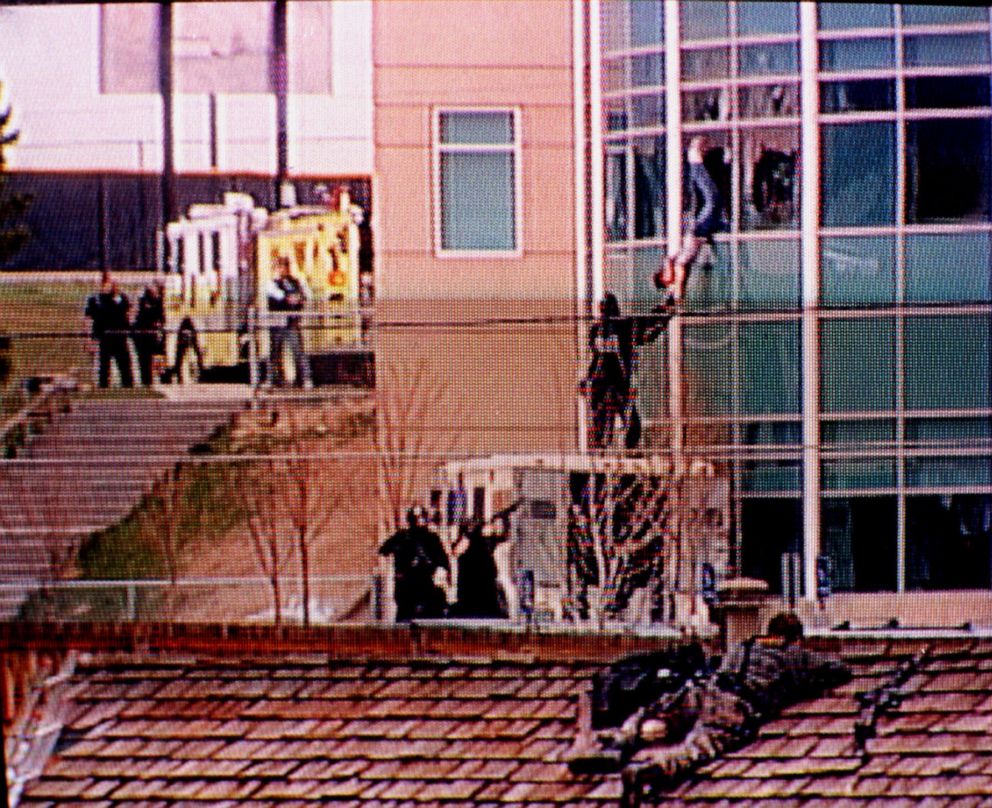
[{"left": 432, "top": 106, "right": 523, "bottom": 259}]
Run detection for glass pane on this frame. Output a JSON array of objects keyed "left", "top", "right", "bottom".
[
  {"left": 633, "top": 137, "right": 665, "bottom": 240},
  {"left": 683, "top": 323, "right": 732, "bottom": 416},
  {"left": 906, "top": 76, "right": 991, "bottom": 110},
  {"left": 631, "top": 93, "right": 664, "bottom": 128},
  {"left": 904, "top": 34, "right": 991, "bottom": 67},
  {"left": 440, "top": 153, "right": 514, "bottom": 250},
  {"left": 820, "top": 37, "right": 895, "bottom": 71},
  {"left": 821, "top": 497, "right": 897, "bottom": 592},
  {"left": 743, "top": 421, "right": 803, "bottom": 445},
  {"left": 101, "top": 4, "right": 161, "bottom": 93},
  {"left": 821, "top": 317, "right": 895, "bottom": 413},
  {"left": 631, "top": 53, "right": 664, "bottom": 87},
  {"left": 681, "top": 47, "right": 730, "bottom": 80},
  {"left": 741, "top": 499, "right": 802, "bottom": 593},
  {"left": 906, "top": 118, "right": 992, "bottom": 224},
  {"left": 906, "top": 417, "right": 992, "bottom": 443},
  {"left": 905, "top": 315, "right": 991, "bottom": 410},
  {"left": 440, "top": 112, "right": 513, "bottom": 145},
  {"left": 604, "top": 98, "right": 628, "bottom": 132},
  {"left": 603, "top": 58, "right": 626, "bottom": 93},
  {"left": 821, "top": 123, "right": 896, "bottom": 227},
  {"left": 738, "top": 2, "right": 798, "bottom": 35},
  {"left": 631, "top": 0, "right": 664, "bottom": 46},
  {"left": 820, "top": 79, "right": 895, "bottom": 113},
  {"left": 738, "top": 238, "right": 801, "bottom": 309},
  {"left": 739, "top": 43, "right": 799, "bottom": 76},
  {"left": 907, "top": 457, "right": 992, "bottom": 487},
  {"left": 741, "top": 321, "right": 801, "bottom": 415},
  {"left": 682, "top": 88, "right": 730, "bottom": 123},
  {"left": 907, "top": 495, "right": 992, "bottom": 591},
  {"left": 601, "top": 0, "right": 628, "bottom": 52},
  {"left": 822, "top": 458, "right": 896, "bottom": 489},
  {"left": 906, "top": 233, "right": 992, "bottom": 303},
  {"left": 743, "top": 461, "right": 802, "bottom": 493},
  {"left": 822, "top": 419, "right": 896, "bottom": 445},
  {"left": 681, "top": 1, "right": 728, "bottom": 40},
  {"left": 682, "top": 241, "right": 732, "bottom": 311},
  {"left": 740, "top": 130, "right": 799, "bottom": 231},
  {"left": 903, "top": 5, "right": 989, "bottom": 26},
  {"left": 818, "top": 3, "right": 893, "bottom": 30},
  {"left": 605, "top": 148, "right": 627, "bottom": 242},
  {"left": 821, "top": 236, "right": 896, "bottom": 306},
  {"left": 739, "top": 83, "right": 800, "bottom": 118}
]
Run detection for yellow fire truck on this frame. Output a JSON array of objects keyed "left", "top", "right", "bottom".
[{"left": 161, "top": 191, "right": 368, "bottom": 384}]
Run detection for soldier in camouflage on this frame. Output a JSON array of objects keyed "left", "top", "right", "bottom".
[{"left": 618, "top": 613, "right": 851, "bottom": 807}]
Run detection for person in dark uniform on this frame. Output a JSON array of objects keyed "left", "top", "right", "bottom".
[
  {"left": 582, "top": 293, "right": 668, "bottom": 450},
  {"left": 84, "top": 272, "right": 133, "bottom": 388},
  {"left": 379, "top": 505, "right": 450, "bottom": 621},
  {"left": 451, "top": 512, "right": 511, "bottom": 619},
  {"left": 132, "top": 279, "right": 166, "bottom": 387}
]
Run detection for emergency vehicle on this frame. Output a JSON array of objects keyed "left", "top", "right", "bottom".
[
  {"left": 419, "top": 453, "right": 731, "bottom": 627},
  {"left": 160, "top": 191, "right": 367, "bottom": 384}
]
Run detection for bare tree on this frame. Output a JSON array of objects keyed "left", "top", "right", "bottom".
[{"left": 141, "top": 462, "right": 188, "bottom": 588}]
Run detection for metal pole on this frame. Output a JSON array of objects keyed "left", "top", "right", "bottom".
[
  {"left": 273, "top": 0, "right": 288, "bottom": 206},
  {"left": 159, "top": 2, "right": 176, "bottom": 228}
]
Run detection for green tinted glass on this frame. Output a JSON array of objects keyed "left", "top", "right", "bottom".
[{"left": 821, "top": 318, "right": 895, "bottom": 412}]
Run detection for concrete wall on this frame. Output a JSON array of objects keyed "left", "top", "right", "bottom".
[{"left": 0, "top": 2, "right": 372, "bottom": 176}]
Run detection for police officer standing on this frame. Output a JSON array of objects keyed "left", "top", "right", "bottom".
[
  {"left": 266, "top": 256, "right": 312, "bottom": 389},
  {"left": 379, "top": 506, "right": 450, "bottom": 621},
  {"left": 84, "top": 272, "right": 133, "bottom": 388}
]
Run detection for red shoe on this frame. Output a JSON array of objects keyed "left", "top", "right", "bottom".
[{"left": 654, "top": 257, "right": 675, "bottom": 289}]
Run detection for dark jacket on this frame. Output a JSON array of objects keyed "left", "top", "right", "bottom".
[{"left": 85, "top": 291, "right": 130, "bottom": 339}]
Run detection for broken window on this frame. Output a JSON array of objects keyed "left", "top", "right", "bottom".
[
  {"left": 821, "top": 497, "right": 897, "bottom": 593},
  {"left": 740, "top": 130, "right": 798, "bottom": 230},
  {"left": 740, "top": 499, "right": 802, "bottom": 595},
  {"left": 905, "top": 118, "right": 991, "bottom": 224},
  {"left": 907, "top": 495, "right": 992, "bottom": 591},
  {"left": 739, "top": 83, "right": 799, "bottom": 119},
  {"left": 681, "top": 88, "right": 729, "bottom": 123}
]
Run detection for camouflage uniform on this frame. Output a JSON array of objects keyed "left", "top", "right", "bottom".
[{"left": 619, "top": 641, "right": 850, "bottom": 807}]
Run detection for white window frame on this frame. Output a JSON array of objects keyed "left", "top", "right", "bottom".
[{"left": 432, "top": 106, "right": 523, "bottom": 258}]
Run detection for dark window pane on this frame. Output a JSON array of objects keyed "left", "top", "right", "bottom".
[
  {"left": 741, "top": 500, "right": 802, "bottom": 594},
  {"left": 741, "top": 131, "right": 799, "bottom": 231},
  {"left": 821, "top": 236, "right": 896, "bottom": 306},
  {"left": 820, "top": 79, "right": 895, "bottom": 113},
  {"left": 821, "top": 317, "right": 895, "bottom": 413},
  {"left": 744, "top": 421, "right": 803, "bottom": 445},
  {"left": 681, "top": 47, "right": 730, "bottom": 80},
  {"left": 633, "top": 137, "right": 665, "bottom": 240},
  {"left": 822, "top": 123, "right": 896, "bottom": 226},
  {"left": 631, "top": 93, "right": 664, "bottom": 128},
  {"left": 682, "top": 88, "right": 730, "bottom": 122},
  {"left": 904, "top": 34, "right": 991, "bottom": 67},
  {"left": 819, "top": 3, "right": 893, "bottom": 30},
  {"left": 822, "top": 458, "right": 896, "bottom": 489},
  {"left": 739, "top": 43, "right": 799, "bottom": 76},
  {"left": 906, "top": 233, "right": 992, "bottom": 303},
  {"left": 822, "top": 497, "right": 897, "bottom": 592},
  {"left": 822, "top": 419, "right": 896, "bottom": 445},
  {"left": 739, "top": 83, "right": 799, "bottom": 118},
  {"left": 630, "top": 0, "right": 664, "bottom": 46},
  {"left": 681, "top": 0, "right": 728, "bottom": 40},
  {"left": 903, "top": 5, "right": 989, "bottom": 26},
  {"left": 905, "top": 315, "right": 992, "bottom": 410},
  {"left": 740, "top": 321, "right": 801, "bottom": 415},
  {"left": 906, "top": 417, "right": 992, "bottom": 444},
  {"left": 907, "top": 495, "right": 992, "bottom": 591},
  {"left": 605, "top": 148, "right": 627, "bottom": 242},
  {"left": 906, "top": 76, "right": 991, "bottom": 110},
  {"left": 742, "top": 461, "right": 802, "bottom": 493},
  {"left": 440, "top": 112, "right": 513, "bottom": 145},
  {"left": 820, "top": 37, "right": 895, "bottom": 71},
  {"left": 907, "top": 457, "right": 992, "bottom": 487},
  {"left": 738, "top": 2, "right": 798, "bottom": 35},
  {"left": 605, "top": 99, "right": 628, "bottom": 132},
  {"left": 906, "top": 118, "right": 992, "bottom": 224},
  {"left": 631, "top": 53, "right": 664, "bottom": 87}
]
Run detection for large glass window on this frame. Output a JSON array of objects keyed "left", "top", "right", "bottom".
[
  {"left": 631, "top": 54, "right": 664, "bottom": 88},
  {"left": 821, "top": 236, "right": 896, "bottom": 306},
  {"left": 904, "top": 34, "right": 991, "bottom": 67},
  {"left": 740, "top": 321, "right": 801, "bottom": 415},
  {"left": 738, "top": 239, "right": 801, "bottom": 309},
  {"left": 818, "top": 3, "right": 893, "bottom": 31},
  {"left": 820, "top": 38, "right": 895, "bottom": 71},
  {"left": 683, "top": 323, "right": 732, "bottom": 416},
  {"left": 681, "top": 1, "right": 728, "bottom": 41},
  {"left": 822, "top": 497, "right": 897, "bottom": 592},
  {"left": 681, "top": 47, "right": 730, "bottom": 80},
  {"left": 630, "top": 0, "right": 664, "bottom": 47},
  {"left": 739, "top": 83, "right": 800, "bottom": 119},
  {"left": 907, "top": 495, "right": 992, "bottom": 591},
  {"left": 631, "top": 93, "right": 665, "bottom": 128},
  {"left": 739, "top": 44, "right": 799, "bottom": 76},
  {"left": 905, "top": 76, "right": 991, "bottom": 110},
  {"left": 436, "top": 110, "right": 517, "bottom": 253},
  {"left": 741, "top": 499, "right": 802, "bottom": 594},
  {"left": 906, "top": 118, "right": 991, "bottom": 224},
  {"left": 902, "top": 5, "right": 989, "bottom": 26},
  {"left": 821, "top": 317, "right": 895, "bottom": 413},
  {"left": 740, "top": 129, "right": 799, "bottom": 231},
  {"left": 605, "top": 147, "right": 627, "bottom": 242},
  {"left": 737, "top": 2, "right": 798, "bottom": 36},
  {"left": 820, "top": 80, "right": 895, "bottom": 113},
  {"left": 905, "top": 233, "right": 992, "bottom": 303},
  {"left": 633, "top": 137, "right": 665, "bottom": 240},
  {"left": 905, "top": 315, "right": 991, "bottom": 410},
  {"left": 822, "top": 122, "right": 896, "bottom": 227}
]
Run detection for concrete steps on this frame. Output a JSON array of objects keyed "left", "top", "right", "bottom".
[{"left": 0, "top": 396, "right": 242, "bottom": 618}]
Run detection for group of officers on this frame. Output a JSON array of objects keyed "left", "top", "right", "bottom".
[{"left": 379, "top": 499, "right": 515, "bottom": 622}]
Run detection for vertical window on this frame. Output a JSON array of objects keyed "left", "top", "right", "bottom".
[
  {"left": 435, "top": 110, "right": 518, "bottom": 254},
  {"left": 821, "top": 122, "right": 896, "bottom": 227}
]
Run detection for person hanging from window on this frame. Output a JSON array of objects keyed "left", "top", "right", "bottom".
[
  {"left": 655, "top": 136, "right": 726, "bottom": 303},
  {"left": 581, "top": 293, "right": 669, "bottom": 450}
]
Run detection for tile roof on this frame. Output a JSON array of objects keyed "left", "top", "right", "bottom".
[{"left": 13, "top": 635, "right": 992, "bottom": 806}]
